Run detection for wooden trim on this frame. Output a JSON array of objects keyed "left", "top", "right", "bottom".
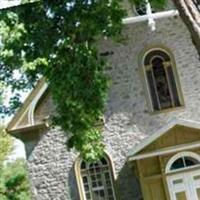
[
  {"left": 28, "top": 82, "right": 48, "bottom": 125},
  {"left": 166, "top": 165, "right": 200, "bottom": 176},
  {"left": 136, "top": 160, "right": 149, "bottom": 200},
  {"left": 139, "top": 45, "right": 184, "bottom": 113},
  {"left": 74, "top": 157, "right": 85, "bottom": 200},
  {"left": 7, "top": 123, "right": 47, "bottom": 135},
  {"left": 159, "top": 155, "right": 171, "bottom": 200},
  {"left": 165, "top": 151, "right": 200, "bottom": 173},
  {"left": 74, "top": 152, "right": 117, "bottom": 200},
  {"left": 128, "top": 140, "right": 200, "bottom": 161},
  {"left": 142, "top": 174, "right": 162, "bottom": 181},
  {"left": 127, "top": 119, "right": 200, "bottom": 158},
  {"left": 7, "top": 78, "right": 47, "bottom": 130}
]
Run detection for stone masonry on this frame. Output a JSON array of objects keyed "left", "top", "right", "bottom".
[{"left": 25, "top": 16, "right": 200, "bottom": 200}]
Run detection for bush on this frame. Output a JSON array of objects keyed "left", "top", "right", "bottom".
[{"left": 0, "top": 159, "right": 31, "bottom": 200}]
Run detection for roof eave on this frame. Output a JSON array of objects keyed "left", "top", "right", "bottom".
[{"left": 127, "top": 119, "right": 200, "bottom": 159}]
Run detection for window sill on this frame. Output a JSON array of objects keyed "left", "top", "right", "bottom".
[{"left": 149, "top": 105, "right": 185, "bottom": 115}]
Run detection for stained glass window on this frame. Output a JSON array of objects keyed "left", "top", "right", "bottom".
[{"left": 144, "top": 49, "right": 182, "bottom": 111}]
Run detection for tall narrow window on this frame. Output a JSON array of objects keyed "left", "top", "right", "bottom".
[
  {"left": 75, "top": 156, "right": 116, "bottom": 200},
  {"left": 143, "top": 48, "right": 183, "bottom": 112}
]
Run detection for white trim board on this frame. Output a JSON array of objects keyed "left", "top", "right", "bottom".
[
  {"left": 127, "top": 119, "right": 200, "bottom": 160},
  {"left": 128, "top": 140, "right": 200, "bottom": 161},
  {"left": 122, "top": 10, "right": 179, "bottom": 25}
]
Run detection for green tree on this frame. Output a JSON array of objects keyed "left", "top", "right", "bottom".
[
  {"left": 0, "top": 0, "right": 125, "bottom": 161},
  {"left": 1, "top": 0, "right": 200, "bottom": 161},
  {"left": 171, "top": 0, "right": 200, "bottom": 56},
  {"left": 0, "top": 159, "right": 31, "bottom": 200},
  {"left": 0, "top": 126, "right": 30, "bottom": 200},
  {"left": 0, "top": 127, "right": 13, "bottom": 163}
]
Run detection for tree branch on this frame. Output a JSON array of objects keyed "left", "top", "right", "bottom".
[{"left": 172, "top": 0, "right": 200, "bottom": 57}]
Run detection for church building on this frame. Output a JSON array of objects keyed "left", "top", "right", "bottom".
[{"left": 7, "top": 1, "right": 200, "bottom": 200}]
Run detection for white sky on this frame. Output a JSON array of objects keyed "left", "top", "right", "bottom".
[
  {"left": 7, "top": 139, "right": 26, "bottom": 161},
  {"left": 0, "top": 0, "right": 26, "bottom": 160},
  {"left": 0, "top": 0, "right": 21, "bottom": 9}
]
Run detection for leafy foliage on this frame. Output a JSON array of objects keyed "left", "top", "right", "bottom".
[
  {"left": 0, "top": 127, "right": 30, "bottom": 200},
  {"left": 0, "top": 159, "right": 31, "bottom": 200},
  {"left": 0, "top": 127, "right": 13, "bottom": 162},
  {"left": 0, "top": 0, "right": 169, "bottom": 161},
  {"left": 0, "top": 1, "right": 125, "bottom": 161}
]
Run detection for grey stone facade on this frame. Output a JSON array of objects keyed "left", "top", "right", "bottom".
[{"left": 25, "top": 16, "right": 200, "bottom": 200}]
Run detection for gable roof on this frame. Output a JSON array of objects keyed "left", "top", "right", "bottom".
[
  {"left": 127, "top": 118, "right": 200, "bottom": 160},
  {"left": 7, "top": 78, "right": 48, "bottom": 132}
]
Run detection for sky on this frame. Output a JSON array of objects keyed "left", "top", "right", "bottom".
[
  {"left": 0, "top": 0, "right": 21, "bottom": 9},
  {"left": 0, "top": 0, "right": 26, "bottom": 161}
]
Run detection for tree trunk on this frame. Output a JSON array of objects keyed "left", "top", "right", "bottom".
[{"left": 172, "top": 0, "right": 200, "bottom": 56}]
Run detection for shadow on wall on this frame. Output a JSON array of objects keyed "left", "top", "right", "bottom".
[
  {"left": 68, "top": 160, "right": 142, "bottom": 200},
  {"left": 68, "top": 165, "right": 81, "bottom": 200},
  {"left": 24, "top": 128, "right": 48, "bottom": 159},
  {"left": 116, "top": 162, "right": 143, "bottom": 200}
]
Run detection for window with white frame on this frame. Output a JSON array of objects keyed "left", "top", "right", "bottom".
[
  {"left": 143, "top": 48, "right": 183, "bottom": 112},
  {"left": 166, "top": 152, "right": 200, "bottom": 173},
  {"left": 170, "top": 156, "right": 200, "bottom": 170},
  {"left": 166, "top": 152, "right": 200, "bottom": 200},
  {"left": 77, "top": 156, "right": 116, "bottom": 200}
]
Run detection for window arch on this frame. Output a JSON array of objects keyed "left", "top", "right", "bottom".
[
  {"left": 166, "top": 152, "right": 200, "bottom": 200},
  {"left": 142, "top": 47, "right": 183, "bottom": 112},
  {"left": 75, "top": 154, "right": 116, "bottom": 200},
  {"left": 165, "top": 151, "right": 200, "bottom": 173}
]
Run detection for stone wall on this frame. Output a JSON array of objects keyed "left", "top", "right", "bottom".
[
  {"left": 26, "top": 129, "right": 79, "bottom": 200},
  {"left": 26, "top": 16, "right": 200, "bottom": 200}
]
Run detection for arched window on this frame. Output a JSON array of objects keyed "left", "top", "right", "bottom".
[
  {"left": 75, "top": 155, "right": 116, "bottom": 200},
  {"left": 166, "top": 152, "right": 200, "bottom": 173},
  {"left": 143, "top": 48, "right": 183, "bottom": 112},
  {"left": 166, "top": 152, "right": 200, "bottom": 200},
  {"left": 170, "top": 156, "right": 199, "bottom": 170}
]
